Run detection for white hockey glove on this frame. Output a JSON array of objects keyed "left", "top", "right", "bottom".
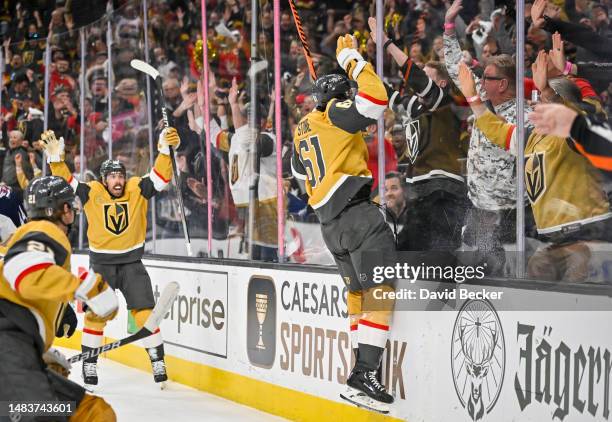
[
  {"left": 75, "top": 270, "right": 118, "bottom": 321},
  {"left": 40, "top": 130, "right": 65, "bottom": 163},
  {"left": 336, "top": 34, "right": 367, "bottom": 80},
  {"left": 43, "top": 347, "right": 72, "bottom": 377},
  {"left": 158, "top": 127, "right": 181, "bottom": 155}
]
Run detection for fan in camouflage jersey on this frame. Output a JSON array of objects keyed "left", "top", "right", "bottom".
[{"left": 444, "top": 0, "right": 534, "bottom": 274}]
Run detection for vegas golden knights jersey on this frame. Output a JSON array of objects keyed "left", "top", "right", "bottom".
[
  {"left": 291, "top": 63, "right": 388, "bottom": 223},
  {"left": 390, "top": 59, "right": 467, "bottom": 185},
  {"left": 51, "top": 154, "right": 173, "bottom": 264},
  {"left": 229, "top": 126, "right": 278, "bottom": 247},
  {"left": 0, "top": 220, "right": 79, "bottom": 351},
  {"left": 476, "top": 111, "right": 612, "bottom": 235}
]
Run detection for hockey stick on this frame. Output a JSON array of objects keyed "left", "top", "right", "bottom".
[
  {"left": 130, "top": 59, "right": 193, "bottom": 256},
  {"left": 288, "top": 0, "right": 317, "bottom": 81},
  {"left": 68, "top": 282, "right": 179, "bottom": 364}
]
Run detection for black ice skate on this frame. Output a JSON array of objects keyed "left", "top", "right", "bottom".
[
  {"left": 151, "top": 359, "right": 168, "bottom": 384},
  {"left": 340, "top": 368, "right": 393, "bottom": 413},
  {"left": 82, "top": 362, "right": 98, "bottom": 388},
  {"left": 147, "top": 345, "right": 168, "bottom": 388}
]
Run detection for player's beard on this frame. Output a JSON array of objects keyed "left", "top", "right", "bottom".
[{"left": 108, "top": 182, "right": 125, "bottom": 198}]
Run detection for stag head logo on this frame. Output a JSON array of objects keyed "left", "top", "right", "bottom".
[{"left": 451, "top": 299, "right": 505, "bottom": 421}]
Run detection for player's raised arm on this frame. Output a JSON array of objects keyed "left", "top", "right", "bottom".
[
  {"left": 139, "top": 127, "right": 181, "bottom": 198},
  {"left": 368, "top": 17, "right": 448, "bottom": 116},
  {"left": 326, "top": 34, "right": 388, "bottom": 133}
]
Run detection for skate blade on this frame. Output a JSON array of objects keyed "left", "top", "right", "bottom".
[
  {"left": 158, "top": 381, "right": 167, "bottom": 390},
  {"left": 84, "top": 384, "right": 96, "bottom": 393},
  {"left": 340, "top": 387, "right": 390, "bottom": 414}
]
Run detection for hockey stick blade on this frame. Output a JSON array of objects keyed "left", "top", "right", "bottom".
[
  {"left": 247, "top": 59, "right": 269, "bottom": 79},
  {"left": 144, "top": 281, "right": 179, "bottom": 332},
  {"left": 130, "top": 59, "right": 160, "bottom": 80},
  {"left": 68, "top": 282, "right": 179, "bottom": 363}
]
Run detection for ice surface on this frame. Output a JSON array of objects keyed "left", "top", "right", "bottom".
[{"left": 59, "top": 348, "right": 287, "bottom": 421}]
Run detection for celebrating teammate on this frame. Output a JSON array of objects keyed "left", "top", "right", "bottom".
[
  {"left": 40, "top": 128, "right": 180, "bottom": 388},
  {"left": 0, "top": 175, "right": 118, "bottom": 420},
  {"left": 291, "top": 34, "right": 396, "bottom": 412}
]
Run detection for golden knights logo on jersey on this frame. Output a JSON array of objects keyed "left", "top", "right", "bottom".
[
  {"left": 525, "top": 152, "right": 546, "bottom": 204},
  {"left": 18, "top": 120, "right": 27, "bottom": 135},
  {"left": 404, "top": 118, "right": 420, "bottom": 165},
  {"left": 231, "top": 155, "right": 239, "bottom": 185},
  {"left": 103, "top": 202, "right": 129, "bottom": 235},
  {"left": 23, "top": 50, "right": 34, "bottom": 66}
]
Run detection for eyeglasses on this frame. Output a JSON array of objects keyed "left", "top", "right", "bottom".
[{"left": 482, "top": 75, "right": 506, "bottom": 81}]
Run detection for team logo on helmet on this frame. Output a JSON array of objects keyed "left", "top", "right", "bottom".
[
  {"left": 103, "top": 202, "right": 129, "bottom": 235},
  {"left": 525, "top": 152, "right": 546, "bottom": 204}
]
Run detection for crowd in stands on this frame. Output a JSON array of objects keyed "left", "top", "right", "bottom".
[{"left": 0, "top": 0, "right": 610, "bottom": 281}]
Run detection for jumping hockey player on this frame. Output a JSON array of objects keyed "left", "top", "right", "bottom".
[
  {"left": 291, "top": 34, "right": 396, "bottom": 412},
  {"left": 40, "top": 128, "right": 180, "bottom": 388},
  {"left": 0, "top": 175, "right": 118, "bottom": 421}
]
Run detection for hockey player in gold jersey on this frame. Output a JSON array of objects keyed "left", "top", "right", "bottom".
[
  {"left": 40, "top": 128, "right": 180, "bottom": 387},
  {"left": 0, "top": 175, "right": 118, "bottom": 421},
  {"left": 457, "top": 54, "right": 612, "bottom": 281},
  {"left": 291, "top": 34, "right": 396, "bottom": 412}
]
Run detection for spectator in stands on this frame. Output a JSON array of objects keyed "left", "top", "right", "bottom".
[
  {"left": 445, "top": 0, "right": 532, "bottom": 275},
  {"left": 71, "top": 154, "right": 96, "bottom": 182},
  {"left": 88, "top": 70, "right": 108, "bottom": 113},
  {"left": 371, "top": 17, "right": 468, "bottom": 257},
  {"left": 531, "top": 0, "right": 612, "bottom": 60},
  {"left": 5, "top": 52, "right": 25, "bottom": 81},
  {"left": 390, "top": 124, "right": 411, "bottom": 168},
  {"left": 226, "top": 78, "right": 278, "bottom": 261},
  {"left": 384, "top": 172, "right": 408, "bottom": 225},
  {"left": 3, "top": 130, "right": 32, "bottom": 192},
  {"left": 161, "top": 78, "right": 181, "bottom": 118},
  {"left": 17, "top": 26, "right": 45, "bottom": 70},
  {"left": 8, "top": 72, "right": 37, "bottom": 102},
  {"left": 153, "top": 47, "right": 168, "bottom": 67},
  {"left": 363, "top": 122, "right": 398, "bottom": 198},
  {"left": 47, "top": 86, "right": 77, "bottom": 146},
  {"left": 49, "top": 57, "right": 77, "bottom": 96},
  {"left": 458, "top": 57, "right": 612, "bottom": 281}
]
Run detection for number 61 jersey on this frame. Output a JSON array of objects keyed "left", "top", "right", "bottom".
[{"left": 291, "top": 75, "right": 388, "bottom": 224}]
